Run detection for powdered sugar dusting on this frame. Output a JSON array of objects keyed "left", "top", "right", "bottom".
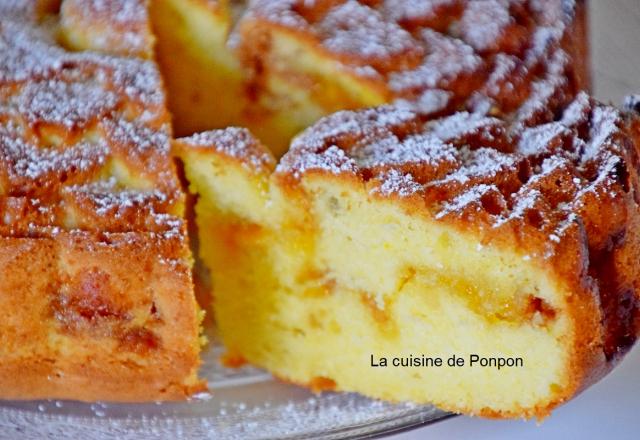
[
  {"left": 517, "top": 122, "right": 572, "bottom": 157},
  {"left": 435, "top": 184, "right": 499, "bottom": 219},
  {"left": 394, "top": 89, "right": 452, "bottom": 116},
  {"left": 290, "top": 106, "right": 418, "bottom": 151},
  {"left": 456, "top": 0, "right": 512, "bottom": 52},
  {"left": 582, "top": 106, "right": 621, "bottom": 164},
  {"left": 74, "top": 0, "right": 147, "bottom": 24},
  {"left": 493, "top": 187, "right": 543, "bottom": 227},
  {"left": 352, "top": 133, "right": 456, "bottom": 169},
  {"left": 0, "top": 2, "right": 184, "bottom": 238},
  {"left": 512, "top": 49, "right": 570, "bottom": 129},
  {"left": 317, "top": 1, "right": 421, "bottom": 69},
  {"left": 239, "top": 0, "right": 579, "bottom": 120},
  {"left": 371, "top": 169, "right": 424, "bottom": 197},
  {"left": 389, "top": 30, "right": 481, "bottom": 93},
  {"left": 280, "top": 145, "right": 358, "bottom": 178},
  {"left": 426, "top": 147, "right": 516, "bottom": 188},
  {"left": 7, "top": 79, "right": 120, "bottom": 129},
  {"left": 0, "top": 20, "right": 68, "bottom": 84},
  {"left": 561, "top": 91, "right": 592, "bottom": 128},
  {"left": 180, "top": 128, "right": 275, "bottom": 172},
  {"left": 103, "top": 118, "right": 170, "bottom": 155},
  {"left": 247, "top": 0, "right": 309, "bottom": 29},
  {"left": 0, "top": 130, "right": 108, "bottom": 182},
  {"left": 382, "top": 0, "right": 458, "bottom": 24},
  {"left": 60, "top": 0, "right": 151, "bottom": 56},
  {"left": 429, "top": 112, "right": 503, "bottom": 143},
  {"left": 277, "top": 89, "right": 638, "bottom": 259},
  {"left": 481, "top": 53, "right": 519, "bottom": 97}
]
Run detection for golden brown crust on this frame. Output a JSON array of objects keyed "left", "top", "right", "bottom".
[{"left": 175, "top": 127, "right": 277, "bottom": 175}]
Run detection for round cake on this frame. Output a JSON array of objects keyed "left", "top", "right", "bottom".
[{"left": 0, "top": 0, "right": 638, "bottom": 421}]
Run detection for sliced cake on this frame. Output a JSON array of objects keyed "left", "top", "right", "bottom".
[{"left": 176, "top": 94, "right": 640, "bottom": 418}]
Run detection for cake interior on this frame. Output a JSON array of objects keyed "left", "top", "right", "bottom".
[{"left": 178, "top": 142, "right": 577, "bottom": 417}]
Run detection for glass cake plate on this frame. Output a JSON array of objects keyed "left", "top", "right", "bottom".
[{"left": 0, "top": 340, "right": 451, "bottom": 439}]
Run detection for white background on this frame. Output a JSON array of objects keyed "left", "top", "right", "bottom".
[{"left": 395, "top": 1, "right": 640, "bottom": 438}]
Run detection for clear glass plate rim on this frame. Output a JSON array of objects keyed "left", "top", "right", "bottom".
[{"left": 0, "top": 401, "right": 453, "bottom": 439}]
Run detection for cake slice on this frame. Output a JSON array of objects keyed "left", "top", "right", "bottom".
[
  {"left": 176, "top": 94, "right": 640, "bottom": 418},
  {"left": 0, "top": 1, "right": 204, "bottom": 401}
]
